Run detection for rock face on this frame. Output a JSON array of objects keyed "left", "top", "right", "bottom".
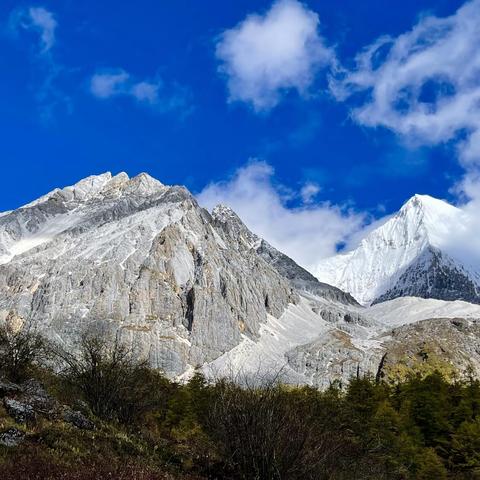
[
  {"left": 212, "top": 205, "right": 358, "bottom": 306},
  {"left": 314, "top": 194, "right": 480, "bottom": 306},
  {"left": 0, "top": 173, "right": 297, "bottom": 377},
  {"left": 373, "top": 247, "right": 480, "bottom": 305}
]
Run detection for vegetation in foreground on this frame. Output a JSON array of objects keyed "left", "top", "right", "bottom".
[{"left": 0, "top": 324, "right": 480, "bottom": 479}]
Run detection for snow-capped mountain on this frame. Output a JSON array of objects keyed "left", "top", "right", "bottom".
[
  {"left": 0, "top": 172, "right": 365, "bottom": 383},
  {"left": 2, "top": 175, "right": 480, "bottom": 387},
  {"left": 314, "top": 194, "right": 480, "bottom": 305},
  {"left": 0, "top": 172, "right": 298, "bottom": 376}
]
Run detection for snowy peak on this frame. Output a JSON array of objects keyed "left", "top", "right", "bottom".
[
  {"left": 400, "top": 193, "right": 444, "bottom": 211},
  {"left": 359, "top": 194, "right": 459, "bottom": 253},
  {"left": 0, "top": 172, "right": 174, "bottom": 265},
  {"left": 21, "top": 172, "right": 116, "bottom": 209},
  {"left": 395, "top": 194, "right": 461, "bottom": 247},
  {"left": 314, "top": 194, "right": 479, "bottom": 306},
  {"left": 19, "top": 172, "right": 166, "bottom": 211}
]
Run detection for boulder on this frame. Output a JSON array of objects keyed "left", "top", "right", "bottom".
[
  {"left": 20, "top": 379, "right": 58, "bottom": 416},
  {"left": 62, "top": 409, "right": 95, "bottom": 430},
  {"left": 3, "top": 398, "right": 35, "bottom": 424},
  {"left": 0, "top": 428, "right": 25, "bottom": 447}
]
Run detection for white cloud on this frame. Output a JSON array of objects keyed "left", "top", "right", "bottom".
[
  {"left": 197, "top": 160, "right": 364, "bottom": 270},
  {"left": 332, "top": 0, "right": 480, "bottom": 167},
  {"left": 216, "top": 0, "right": 334, "bottom": 111},
  {"left": 89, "top": 69, "right": 192, "bottom": 115},
  {"left": 28, "top": 7, "right": 57, "bottom": 53},
  {"left": 10, "top": 6, "right": 57, "bottom": 53},
  {"left": 8, "top": 6, "right": 70, "bottom": 123},
  {"left": 131, "top": 81, "right": 160, "bottom": 103},
  {"left": 300, "top": 182, "right": 321, "bottom": 203},
  {"left": 90, "top": 69, "right": 160, "bottom": 104},
  {"left": 90, "top": 71, "right": 131, "bottom": 99}
]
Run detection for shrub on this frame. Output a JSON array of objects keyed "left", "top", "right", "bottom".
[
  {"left": 57, "top": 332, "right": 169, "bottom": 425},
  {"left": 201, "top": 378, "right": 353, "bottom": 480},
  {"left": 0, "top": 322, "right": 50, "bottom": 382}
]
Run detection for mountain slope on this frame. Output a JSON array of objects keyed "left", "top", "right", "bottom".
[
  {"left": 205, "top": 294, "right": 480, "bottom": 387},
  {"left": 373, "top": 246, "right": 480, "bottom": 304},
  {"left": 211, "top": 204, "right": 359, "bottom": 305},
  {"left": 0, "top": 173, "right": 299, "bottom": 376},
  {"left": 314, "top": 194, "right": 480, "bottom": 305}
]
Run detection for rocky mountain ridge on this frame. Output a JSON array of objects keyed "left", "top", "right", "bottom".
[
  {"left": 1, "top": 173, "right": 480, "bottom": 387},
  {"left": 0, "top": 172, "right": 298, "bottom": 377},
  {"left": 211, "top": 204, "right": 359, "bottom": 305}
]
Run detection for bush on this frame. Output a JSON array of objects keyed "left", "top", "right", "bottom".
[
  {"left": 201, "top": 378, "right": 354, "bottom": 480},
  {"left": 0, "top": 322, "right": 50, "bottom": 382},
  {"left": 57, "top": 333, "right": 169, "bottom": 425}
]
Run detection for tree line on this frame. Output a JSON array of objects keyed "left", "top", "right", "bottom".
[{"left": 1, "top": 322, "right": 480, "bottom": 479}]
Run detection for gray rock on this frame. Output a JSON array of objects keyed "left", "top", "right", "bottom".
[
  {"left": 3, "top": 398, "right": 35, "bottom": 424},
  {"left": 285, "top": 328, "right": 379, "bottom": 389},
  {"left": 19, "top": 379, "right": 58, "bottom": 416},
  {"left": 377, "top": 317, "right": 480, "bottom": 378},
  {"left": 62, "top": 409, "right": 95, "bottom": 430},
  {"left": 0, "top": 427, "right": 25, "bottom": 447},
  {"left": 373, "top": 247, "right": 480, "bottom": 305},
  {"left": 212, "top": 205, "right": 358, "bottom": 306}
]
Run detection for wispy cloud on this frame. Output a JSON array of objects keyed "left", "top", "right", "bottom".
[
  {"left": 331, "top": 0, "right": 480, "bottom": 169},
  {"left": 216, "top": 0, "right": 334, "bottom": 112},
  {"left": 8, "top": 6, "right": 70, "bottom": 123},
  {"left": 9, "top": 7, "right": 192, "bottom": 121},
  {"left": 300, "top": 181, "right": 321, "bottom": 204},
  {"left": 90, "top": 69, "right": 192, "bottom": 115},
  {"left": 197, "top": 160, "right": 364, "bottom": 270},
  {"left": 90, "top": 70, "right": 132, "bottom": 99},
  {"left": 27, "top": 6, "right": 57, "bottom": 53},
  {"left": 9, "top": 6, "right": 57, "bottom": 54}
]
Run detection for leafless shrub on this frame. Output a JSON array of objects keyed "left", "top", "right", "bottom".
[
  {"left": 0, "top": 321, "right": 50, "bottom": 382},
  {"left": 202, "top": 373, "right": 354, "bottom": 480},
  {"left": 56, "top": 330, "right": 169, "bottom": 425}
]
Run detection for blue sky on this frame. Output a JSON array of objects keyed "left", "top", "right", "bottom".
[{"left": 1, "top": 0, "right": 479, "bottom": 268}]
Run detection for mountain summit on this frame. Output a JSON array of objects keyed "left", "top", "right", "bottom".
[{"left": 314, "top": 194, "right": 480, "bottom": 305}]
